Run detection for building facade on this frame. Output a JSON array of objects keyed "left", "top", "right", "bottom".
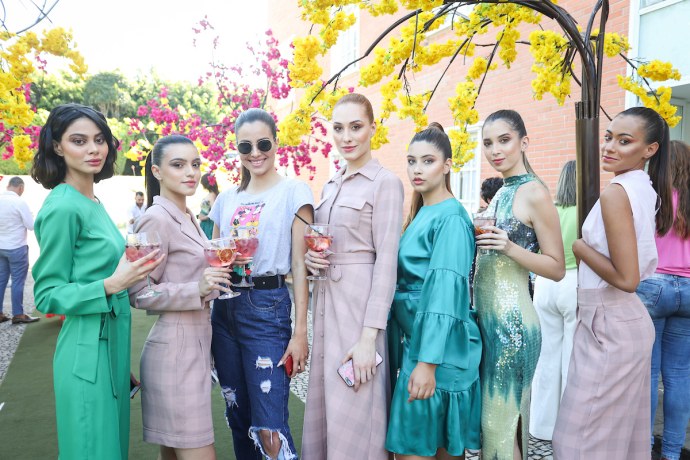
[{"left": 268, "top": 0, "right": 690, "bottom": 213}]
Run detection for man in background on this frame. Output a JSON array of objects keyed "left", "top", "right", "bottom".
[
  {"left": 127, "top": 191, "right": 146, "bottom": 233},
  {"left": 0, "top": 177, "right": 39, "bottom": 324}
]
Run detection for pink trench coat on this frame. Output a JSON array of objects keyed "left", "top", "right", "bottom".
[{"left": 302, "top": 159, "right": 404, "bottom": 460}]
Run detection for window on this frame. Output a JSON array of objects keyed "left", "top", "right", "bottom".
[
  {"left": 449, "top": 124, "right": 482, "bottom": 215},
  {"left": 628, "top": 0, "right": 690, "bottom": 142},
  {"left": 330, "top": 5, "right": 360, "bottom": 75}
]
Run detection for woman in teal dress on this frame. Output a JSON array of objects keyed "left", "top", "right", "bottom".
[
  {"left": 387, "top": 123, "right": 482, "bottom": 459},
  {"left": 31, "top": 104, "right": 162, "bottom": 460},
  {"left": 474, "top": 110, "right": 565, "bottom": 460}
]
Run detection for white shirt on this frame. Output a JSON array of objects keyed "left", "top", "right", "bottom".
[
  {"left": 127, "top": 203, "right": 147, "bottom": 233},
  {"left": 578, "top": 169, "right": 658, "bottom": 289},
  {"left": 0, "top": 191, "right": 34, "bottom": 249}
]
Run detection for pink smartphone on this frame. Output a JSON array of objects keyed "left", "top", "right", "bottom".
[{"left": 337, "top": 352, "right": 383, "bottom": 387}]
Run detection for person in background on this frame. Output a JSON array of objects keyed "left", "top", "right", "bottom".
[
  {"left": 553, "top": 107, "right": 671, "bottom": 460},
  {"left": 478, "top": 176, "right": 504, "bottom": 212},
  {"left": 474, "top": 109, "right": 565, "bottom": 460},
  {"left": 198, "top": 173, "right": 219, "bottom": 239},
  {"left": 529, "top": 160, "right": 577, "bottom": 441},
  {"left": 0, "top": 176, "right": 39, "bottom": 324},
  {"left": 31, "top": 103, "right": 162, "bottom": 460},
  {"left": 209, "top": 108, "right": 312, "bottom": 460},
  {"left": 127, "top": 191, "right": 146, "bottom": 233},
  {"left": 386, "top": 123, "right": 481, "bottom": 459},
  {"left": 302, "top": 93, "right": 404, "bottom": 460},
  {"left": 636, "top": 140, "right": 690, "bottom": 460},
  {"left": 129, "top": 135, "right": 230, "bottom": 460}
]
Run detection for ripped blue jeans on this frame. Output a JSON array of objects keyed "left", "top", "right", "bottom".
[{"left": 211, "top": 286, "right": 297, "bottom": 460}]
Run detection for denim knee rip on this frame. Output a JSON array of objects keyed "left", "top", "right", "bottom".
[{"left": 249, "top": 427, "right": 297, "bottom": 460}]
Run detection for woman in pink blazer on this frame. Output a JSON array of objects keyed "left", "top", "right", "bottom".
[{"left": 129, "top": 135, "right": 231, "bottom": 460}]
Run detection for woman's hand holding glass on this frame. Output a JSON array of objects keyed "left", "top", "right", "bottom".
[
  {"left": 475, "top": 225, "right": 513, "bottom": 254},
  {"left": 204, "top": 237, "right": 240, "bottom": 299},
  {"left": 105, "top": 246, "right": 164, "bottom": 296}
]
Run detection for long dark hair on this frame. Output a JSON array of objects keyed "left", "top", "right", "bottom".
[
  {"left": 31, "top": 104, "right": 120, "bottom": 189},
  {"left": 618, "top": 107, "right": 672, "bottom": 235},
  {"left": 235, "top": 108, "right": 277, "bottom": 193},
  {"left": 555, "top": 160, "right": 576, "bottom": 207},
  {"left": 668, "top": 140, "right": 689, "bottom": 238},
  {"left": 403, "top": 122, "right": 453, "bottom": 231},
  {"left": 484, "top": 109, "right": 539, "bottom": 178},
  {"left": 144, "top": 135, "right": 195, "bottom": 208}
]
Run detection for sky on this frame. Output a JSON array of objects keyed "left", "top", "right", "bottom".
[{"left": 6, "top": 0, "right": 268, "bottom": 82}]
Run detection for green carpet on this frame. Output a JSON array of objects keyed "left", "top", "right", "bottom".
[{"left": 0, "top": 308, "right": 304, "bottom": 458}]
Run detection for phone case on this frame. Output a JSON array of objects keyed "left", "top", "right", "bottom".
[
  {"left": 284, "top": 355, "right": 294, "bottom": 377},
  {"left": 337, "top": 352, "right": 383, "bottom": 387}
]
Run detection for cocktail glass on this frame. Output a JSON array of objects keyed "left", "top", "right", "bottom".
[
  {"left": 304, "top": 224, "right": 333, "bottom": 281},
  {"left": 232, "top": 226, "right": 259, "bottom": 288},
  {"left": 205, "top": 237, "right": 240, "bottom": 299},
  {"left": 126, "top": 231, "right": 161, "bottom": 299}
]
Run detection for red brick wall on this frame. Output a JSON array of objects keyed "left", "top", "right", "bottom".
[{"left": 268, "top": 1, "right": 630, "bottom": 205}]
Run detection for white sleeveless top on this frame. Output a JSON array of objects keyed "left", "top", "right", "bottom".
[{"left": 578, "top": 169, "right": 658, "bottom": 289}]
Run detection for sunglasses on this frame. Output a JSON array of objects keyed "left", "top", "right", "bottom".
[{"left": 237, "top": 139, "right": 273, "bottom": 155}]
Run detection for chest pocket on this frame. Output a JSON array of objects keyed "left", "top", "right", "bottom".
[{"left": 333, "top": 196, "right": 368, "bottom": 227}]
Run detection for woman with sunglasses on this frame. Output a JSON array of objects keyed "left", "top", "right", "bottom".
[
  {"left": 209, "top": 108, "right": 313, "bottom": 460},
  {"left": 302, "top": 93, "right": 404, "bottom": 460}
]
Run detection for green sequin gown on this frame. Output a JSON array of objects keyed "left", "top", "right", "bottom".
[
  {"left": 474, "top": 174, "right": 541, "bottom": 460},
  {"left": 386, "top": 198, "right": 482, "bottom": 457}
]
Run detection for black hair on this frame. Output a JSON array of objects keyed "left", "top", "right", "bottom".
[
  {"left": 234, "top": 108, "right": 277, "bottom": 193},
  {"left": 144, "top": 135, "right": 195, "bottom": 208},
  {"left": 135, "top": 191, "right": 144, "bottom": 197},
  {"left": 403, "top": 122, "right": 453, "bottom": 231},
  {"left": 480, "top": 177, "right": 504, "bottom": 205},
  {"left": 618, "top": 107, "right": 672, "bottom": 235},
  {"left": 200, "top": 173, "right": 220, "bottom": 195},
  {"left": 484, "top": 109, "right": 538, "bottom": 177},
  {"left": 555, "top": 160, "right": 576, "bottom": 207},
  {"left": 31, "top": 104, "right": 120, "bottom": 189}
]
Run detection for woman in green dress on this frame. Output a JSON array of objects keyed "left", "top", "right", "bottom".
[
  {"left": 387, "top": 123, "right": 482, "bottom": 459},
  {"left": 198, "top": 173, "right": 219, "bottom": 239},
  {"left": 474, "top": 110, "right": 565, "bottom": 460},
  {"left": 31, "top": 104, "right": 163, "bottom": 460}
]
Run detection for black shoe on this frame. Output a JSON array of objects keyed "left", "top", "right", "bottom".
[
  {"left": 0, "top": 314, "right": 9, "bottom": 323},
  {"left": 11, "top": 314, "right": 40, "bottom": 324}
]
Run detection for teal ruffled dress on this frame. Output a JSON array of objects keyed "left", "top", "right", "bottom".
[{"left": 386, "top": 198, "right": 482, "bottom": 456}]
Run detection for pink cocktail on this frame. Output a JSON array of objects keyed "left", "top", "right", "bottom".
[
  {"left": 204, "top": 247, "right": 237, "bottom": 267},
  {"left": 126, "top": 231, "right": 161, "bottom": 299},
  {"left": 126, "top": 244, "right": 160, "bottom": 265},
  {"left": 305, "top": 235, "right": 333, "bottom": 252},
  {"left": 235, "top": 237, "right": 259, "bottom": 258},
  {"left": 304, "top": 224, "right": 332, "bottom": 281},
  {"left": 231, "top": 227, "right": 259, "bottom": 288}
]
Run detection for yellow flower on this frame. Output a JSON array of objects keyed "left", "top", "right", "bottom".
[{"left": 637, "top": 60, "right": 681, "bottom": 82}]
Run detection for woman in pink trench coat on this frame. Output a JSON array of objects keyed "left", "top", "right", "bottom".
[{"left": 302, "top": 93, "right": 404, "bottom": 460}]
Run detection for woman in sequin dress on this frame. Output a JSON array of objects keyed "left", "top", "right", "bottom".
[{"left": 474, "top": 110, "right": 566, "bottom": 460}]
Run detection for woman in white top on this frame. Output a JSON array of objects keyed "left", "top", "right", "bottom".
[{"left": 552, "top": 107, "right": 672, "bottom": 460}]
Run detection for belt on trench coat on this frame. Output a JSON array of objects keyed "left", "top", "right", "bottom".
[{"left": 326, "top": 252, "right": 376, "bottom": 282}]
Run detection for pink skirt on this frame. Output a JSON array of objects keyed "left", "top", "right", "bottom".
[{"left": 552, "top": 286, "right": 654, "bottom": 460}]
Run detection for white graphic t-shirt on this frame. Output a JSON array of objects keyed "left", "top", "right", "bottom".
[{"left": 209, "top": 178, "right": 313, "bottom": 276}]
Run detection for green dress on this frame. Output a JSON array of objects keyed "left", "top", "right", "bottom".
[
  {"left": 199, "top": 198, "right": 214, "bottom": 239},
  {"left": 386, "top": 198, "right": 482, "bottom": 456},
  {"left": 33, "top": 184, "right": 131, "bottom": 460},
  {"left": 474, "top": 174, "right": 541, "bottom": 460}
]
